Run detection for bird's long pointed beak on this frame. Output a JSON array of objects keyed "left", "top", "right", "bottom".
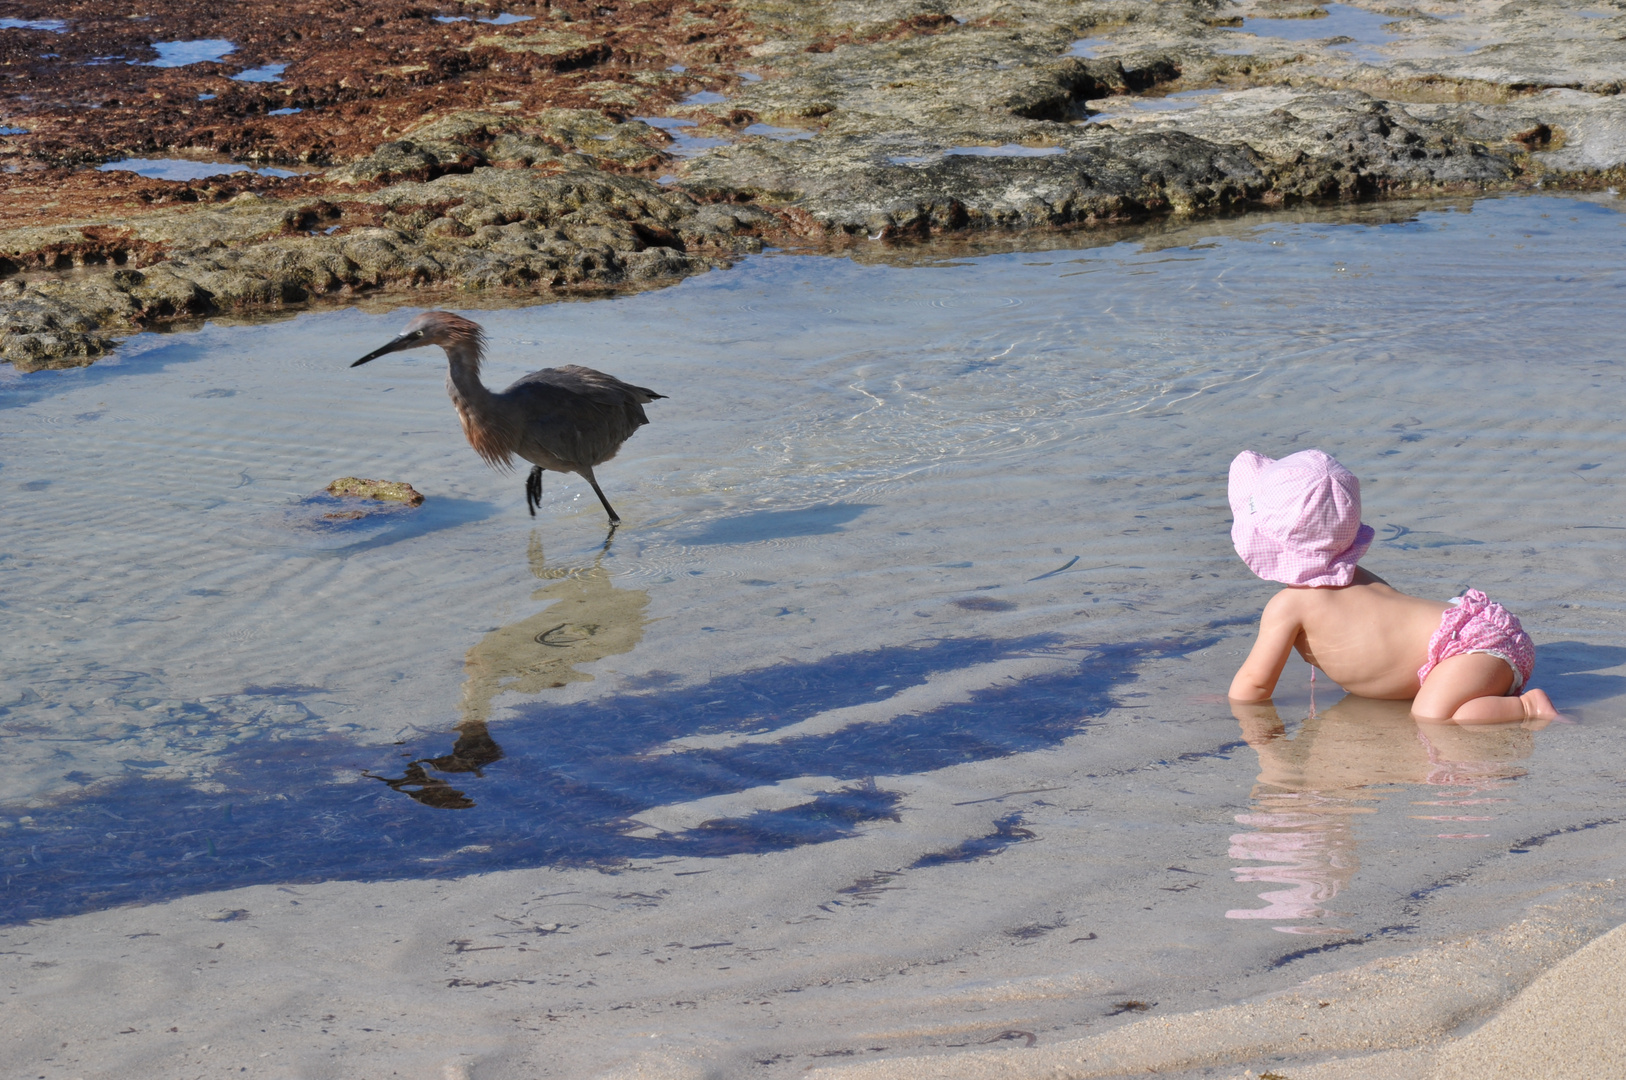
[{"left": 351, "top": 335, "right": 414, "bottom": 368}]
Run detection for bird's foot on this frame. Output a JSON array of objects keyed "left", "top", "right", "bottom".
[{"left": 525, "top": 467, "right": 543, "bottom": 517}]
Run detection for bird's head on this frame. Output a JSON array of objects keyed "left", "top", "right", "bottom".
[{"left": 351, "top": 310, "right": 485, "bottom": 367}]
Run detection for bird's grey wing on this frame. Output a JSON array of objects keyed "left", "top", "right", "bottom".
[
  {"left": 500, "top": 371, "right": 655, "bottom": 467},
  {"left": 509, "top": 365, "right": 665, "bottom": 405}
]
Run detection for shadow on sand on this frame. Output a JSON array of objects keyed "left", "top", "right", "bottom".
[{"left": 2, "top": 542, "right": 1215, "bottom": 922}]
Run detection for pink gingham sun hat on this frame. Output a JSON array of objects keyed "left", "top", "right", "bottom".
[{"left": 1228, "top": 449, "right": 1374, "bottom": 587}]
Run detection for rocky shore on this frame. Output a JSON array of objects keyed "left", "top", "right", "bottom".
[{"left": 3, "top": 0, "right": 1624, "bottom": 370}]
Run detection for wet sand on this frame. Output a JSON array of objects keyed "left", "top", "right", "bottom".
[{"left": 4, "top": 812, "right": 1621, "bottom": 1078}]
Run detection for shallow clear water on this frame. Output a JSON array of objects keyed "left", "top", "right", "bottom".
[
  {"left": 95, "top": 158, "right": 305, "bottom": 180},
  {"left": 1222, "top": 2, "right": 1401, "bottom": 62},
  {"left": 1067, "top": 35, "right": 1110, "bottom": 58},
  {"left": 891, "top": 144, "right": 1066, "bottom": 165},
  {"left": 945, "top": 144, "right": 1064, "bottom": 157},
  {"left": 0, "top": 18, "right": 67, "bottom": 33},
  {"left": 145, "top": 39, "right": 235, "bottom": 68},
  {"left": 743, "top": 122, "right": 813, "bottom": 141},
  {"left": 231, "top": 62, "right": 286, "bottom": 83},
  {"left": 1086, "top": 88, "right": 1229, "bottom": 123},
  {"left": 4, "top": 197, "right": 1626, "bottom": 1004},
  {"left": 636, "top": 115, "right": 730, "bottom": 161}
]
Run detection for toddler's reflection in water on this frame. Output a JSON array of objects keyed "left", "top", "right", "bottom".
[
  {"left": 1226, "top": 694, "right": 1537, "bottom": 933},
  {"left": 370, "top": 535, "right": 650, "bottom": 808}
]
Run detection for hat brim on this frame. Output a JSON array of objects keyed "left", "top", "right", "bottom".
[{"left": 1227, "top": 451, "right": 1274, "bottom": 524}]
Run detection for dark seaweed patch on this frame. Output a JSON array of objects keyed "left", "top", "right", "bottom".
[
  {"left": 1268, "top": 938, "right": 1367, "bottom": 968},
  {"left": 952, "top": 596, "right": 1017, "bottom": 612},
  {"left": 1268, "top": 924, "right": 1416, "bottom": 969},
  {"left": 1504, "top": 817, "right": 1624, "bottom": 854},
  {"left": 1176, "top": 740, "right": 1248, "bottom": 763},
  {"left": 911, "top": 811, "right": 1035, "bottom": 868},
  {"left": 1401, "top": 867, "right": 1477, "bottom": 917}
]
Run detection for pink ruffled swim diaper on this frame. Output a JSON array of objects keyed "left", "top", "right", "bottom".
[{"left": 1416, "top": 589, "right": 1535, "bottom": 695}]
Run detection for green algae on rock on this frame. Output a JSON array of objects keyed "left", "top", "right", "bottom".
[
  {"left": 326, "top": 477, "right": 427, "bottom": 507},
  {"left": 0, "top": 125, "right": 777, "bottom": 372}
]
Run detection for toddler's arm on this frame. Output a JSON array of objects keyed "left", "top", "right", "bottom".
[{"left": 1228, "top": 593, "right": 1301, "bottom": 702}]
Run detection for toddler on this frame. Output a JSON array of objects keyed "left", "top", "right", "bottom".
[{"left": 1226, "top": 449, "right": 1556, "bottom": 723}]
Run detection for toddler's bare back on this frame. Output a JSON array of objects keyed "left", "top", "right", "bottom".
[{"left": 1240, "top": 569, "right": 1447, "bottom": 700}]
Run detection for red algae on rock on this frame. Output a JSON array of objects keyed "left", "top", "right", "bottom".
[
  {"left": 0, "top": 0, "right": 757, "bottom": 184},
  {"left": 0, "top": 0, "right": 777, "bottom": 370}
]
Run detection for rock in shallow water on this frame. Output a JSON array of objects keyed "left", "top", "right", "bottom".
[{"left": 325, "top": 477, "right": 426, "bottom": 507}]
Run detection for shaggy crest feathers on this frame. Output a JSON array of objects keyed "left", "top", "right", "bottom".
[
  {"left": 416, "top": 311, "right": 485, "bottom": 369},
  {"left": 433, "top": 312, "right": 484, "bottom": 348}
]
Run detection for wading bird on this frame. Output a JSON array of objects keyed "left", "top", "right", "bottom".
[{"left": 351, "top": 311, "right": 664, "bottom": 527}]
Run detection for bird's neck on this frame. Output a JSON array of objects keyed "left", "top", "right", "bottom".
[
  {"left": 443, "top": 342, "right": 494, "bottom": 412},
  {"left": 441, "top": 339, "right": 517, "bottom": 469}
]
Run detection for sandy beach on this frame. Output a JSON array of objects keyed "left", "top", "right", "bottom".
[{"left": 806, "top": 895, "right": 1626, "bottom": 1080}]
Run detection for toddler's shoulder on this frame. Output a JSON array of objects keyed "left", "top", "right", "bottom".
[
  {"left": 1260, "top": 586, "right": 1311, "bottom": 622},
  {"left": 1260, "top": 584, "right": 1349, "bottom": 624}
]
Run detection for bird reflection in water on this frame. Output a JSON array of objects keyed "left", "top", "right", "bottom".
[
  {"left": 369, "top": 534, "right": 649, "bottom": 808},
  {"left": 373, "top": 723, "right": 504, "bottom": 810},
  {"left": 1226, "top": 694, "right": 1538, "bottom": 933}
]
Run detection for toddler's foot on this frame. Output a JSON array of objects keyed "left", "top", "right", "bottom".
[{"left": 1520, "top": 688, "right": 1558, "bottom": 723}]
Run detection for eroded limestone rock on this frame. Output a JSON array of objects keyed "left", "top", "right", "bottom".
[
  {"left": 5, "top": 0, "right": 1626, "bottom": 371},
  {"left": 674, "top": 0, "right": 1626, "bottom": 236},
  {"left": 325, "top": 477, "right": 427, "bottom": 507}
]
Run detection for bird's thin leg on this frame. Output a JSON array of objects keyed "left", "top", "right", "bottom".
[
  {"left": 525, "top": 466, "right": 543, "bottom": 517},
  {"left": 579, "top": 467, "right": 620, "bottom": 525}
]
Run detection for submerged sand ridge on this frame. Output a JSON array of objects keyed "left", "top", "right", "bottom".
[{"left": 5, "top": 0, "right": 1626, "bottom": 369}]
